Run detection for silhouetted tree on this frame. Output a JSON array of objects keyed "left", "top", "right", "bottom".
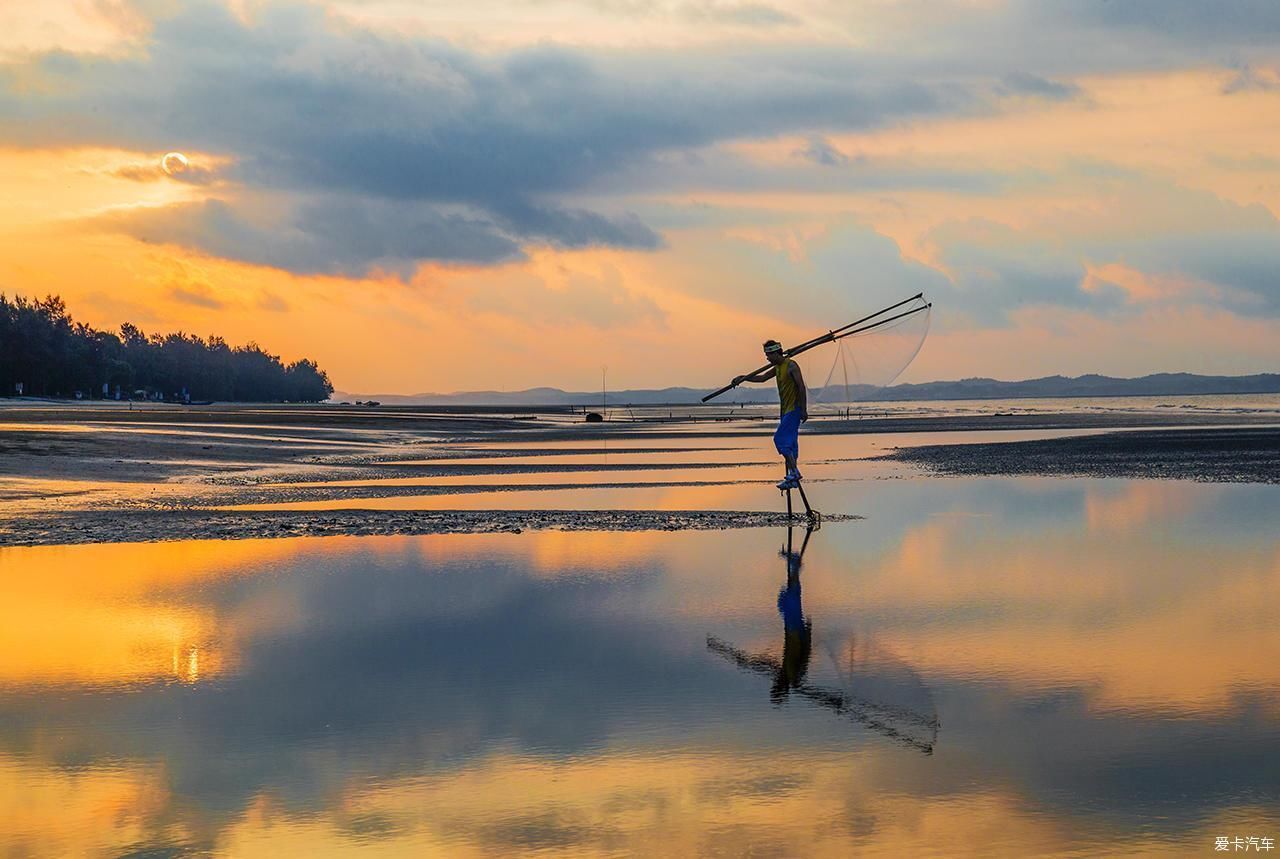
[{"left": 0, "top": 293, "right": 334, "bottom": 402}]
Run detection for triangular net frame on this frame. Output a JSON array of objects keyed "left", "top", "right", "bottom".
[{"left": 809, "top": 297, "right": 931, "bottom": 414}]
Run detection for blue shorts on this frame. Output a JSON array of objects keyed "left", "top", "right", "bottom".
[{"left": 773, "top": 409, "right": 801, "bottom": 460}]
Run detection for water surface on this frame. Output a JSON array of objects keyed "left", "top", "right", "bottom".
[{"left": 3, "top": 458, "right": 1278, "bottom": 855}]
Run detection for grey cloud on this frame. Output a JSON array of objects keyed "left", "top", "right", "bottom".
[
  {"left": 257, "top": 292, "right": 290, "bottom": 312},
  {"left": 607, "top": 147, "right": 1007, "bottom": 198},
  {"left": 950, "top": 1, "right": 1280, "bottom": 82},
  {"left": 810, "top": 1, "right": 1280, "bottom": 82},
  {"left": 1124, "top": 229, "right": 1280, "bottom": 314},
  {"left": 465, "top": 267, "right": 667, "bottom": 329},
  {"left": 9, "top": 0, "right": 1278, "bottom": 283},
  {"left": 492, "top": 200, "right": 663, "bottom": 251},
  {"left": 577, "top": 0, "right": 797, "bottom": 27},
  {"left": 109, "top": 164, "right": 169, "bottom": 182},
  {"left": 78, "top": 290, "right": 163, "bottom": 325},
  {"left": 996, "top": 72, "right": 1081, "bottom": 101},
  {"left": 672, "top": 221, "right": 951, "bottom": 328},
  {"left": 0, "top": 1, "right": 980, "bottom": 272},
  {"left": 635, "top": 171, "right": 1280, "bottom": 326},
  {"left": 926, "top": 179, "right": 1280, "bottom": 322},
  {"left": 1222, "top": 65, "right": 1280, "bottom": 94},
  {"left": 687, "top": 2, "right": 799, "bottom": 28},
  {"left": 1206, "top": 153, "right": 1280, "bottom": 172},
  {"left": 932, "top": 225, "right": 1125, "bottom": 325},
  {"left": 168, "top": 283, "right": 225, "bottom": 310},
  {"left": 1074, "top": 181, "right": 1280, "bottom": 315},
  {"left": 93, "top": 194, "right": 660, "bottom": 279},
  {"left": 793, "top": 136, "right": 853, "bottom": 167},
  {"left": 801, "top": 225, "right": 952, "bottom": 314},
  {"left": 1046, "top": 0, "right": 1280, "bottom": 43},
  {"left": 96, "top": 198, "right": 524, "bottom": 276},
  {"left": 110, "top": 161, "right": 219, "bottom": 185},
  {"left": 214, "top": 42, "right": 955, "bottom": 204}
]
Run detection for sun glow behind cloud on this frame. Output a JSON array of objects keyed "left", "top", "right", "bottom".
[{"left": 1, "top": 1, "right": 1278, "bottom": 393}]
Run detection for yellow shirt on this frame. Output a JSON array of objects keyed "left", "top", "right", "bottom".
[{"left": 775, "top": 357, "right": 798, "bottom": 414}]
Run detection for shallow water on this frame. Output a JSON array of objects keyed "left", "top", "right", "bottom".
[
  {"left": 601, "top": 392, "right": 1280, "bottom": 423},
  {"left": 3, "top": 461, "right": 1278, "bottom": 856},
  {"left": 220, "top": 429, "right": 1112, "bottom": 513}
]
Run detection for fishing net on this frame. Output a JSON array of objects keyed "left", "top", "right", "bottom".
[
  {"left": 809, "top": 295, "right": 931, "bottom": 412},
  {"left": 705, "top": 626, "right": 940, "bottom": 755},
  {"left": 817, "top": 631, "right": 939, "bottom": 754}
]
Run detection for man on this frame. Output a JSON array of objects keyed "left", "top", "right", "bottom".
[{"left": 734, "top": 340, "right": 807, "bottom": 489}]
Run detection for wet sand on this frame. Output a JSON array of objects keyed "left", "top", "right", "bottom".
[
  {"left": 3, "top": 507, "right": 862, "bottom": 546},
  {"left": 2, "top": 400, "right": 1276, "bottom": 545},
  {"left": 883, "top": 427, "right": 1280, "bottom": 484}
]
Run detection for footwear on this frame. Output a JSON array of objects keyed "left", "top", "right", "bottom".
[{"left": 776, "top": 476, "right": 797, "bottom": 490}]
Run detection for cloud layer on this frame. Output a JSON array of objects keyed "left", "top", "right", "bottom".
[
  {"left": 2, "top": 0, "right": 1279, "bottom": 388},
  {"left": 1, "top": 1, "right": 978, "bottom": 275}
]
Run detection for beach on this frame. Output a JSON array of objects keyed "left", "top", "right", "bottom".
[{"left": 3, "top": 396, "right": 1278, "bottom": 546}]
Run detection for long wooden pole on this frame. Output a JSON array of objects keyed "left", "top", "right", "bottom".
[
  {"left": 702, "top": 295, "right": 930, "bottom": 403},
  {"left": 782, "top": 292, "right": 923, "bottom": 357}
]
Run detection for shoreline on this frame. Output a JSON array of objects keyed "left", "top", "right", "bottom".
[
  {"left": 2, "top": 402, "right": 1277, "bottom": 546},
  {"left": 0, "top": 509, "right": 863, "bottom": 548}
]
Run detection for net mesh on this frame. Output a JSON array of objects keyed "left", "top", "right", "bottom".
[{"left": 809, "top": 297, "right": 931, "bottom": 411}]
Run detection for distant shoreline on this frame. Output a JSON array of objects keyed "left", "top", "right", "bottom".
[
  {"left": 331, "top": 373, "right": 1280, "bottom": 407},
  {"left": 7, "top": 376, "right": 1280, "bottom": 410}
]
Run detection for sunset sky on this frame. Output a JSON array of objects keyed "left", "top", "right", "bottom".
[{"left": 2, "top": 1, "right": 1278, "bottom": 394}]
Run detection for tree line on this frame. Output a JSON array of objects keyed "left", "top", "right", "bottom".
[{"left": 0, "top": 294, "right": 333, "bottom": 402}]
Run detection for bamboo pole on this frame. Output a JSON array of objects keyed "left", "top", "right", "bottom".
[{"left": 702, "top": 295, "right": 931, "bottom": 403}]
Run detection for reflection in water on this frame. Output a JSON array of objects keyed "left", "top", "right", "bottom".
[
  {"left": 0, "top": 540, "right": 270, "bottom": 687},
  {"left": 1, "top": 473, "right": 1278, "bottom": 855},
  {"left": 773, "top": 525, "right": 814, "bottom": 703},
  {"left": 708, "top": 525, "right": 940, "bottom": 754}
]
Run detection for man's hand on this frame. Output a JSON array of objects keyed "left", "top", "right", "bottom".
[{"left": 732, "top": 375, "right": 746, "bottom": 386}]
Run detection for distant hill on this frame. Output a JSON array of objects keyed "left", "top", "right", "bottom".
[{"left": 332, "top": 372, "right": 1280, "bottom": 406}]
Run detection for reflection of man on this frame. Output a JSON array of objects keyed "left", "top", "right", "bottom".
[
  {"left": 771, "top": 529, "right": 813, "bottom": 703},
  {"left": 733, "top": 340, "right": 808, "bottom": 490}
]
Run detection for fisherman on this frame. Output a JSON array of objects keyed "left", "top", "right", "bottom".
[{"left": 734, "top": 340, "right": 807, "bottom": 489}]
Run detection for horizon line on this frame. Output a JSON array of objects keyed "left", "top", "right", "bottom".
[{"left": 332, "top": 370, "right": 1280, "bottom": 400}]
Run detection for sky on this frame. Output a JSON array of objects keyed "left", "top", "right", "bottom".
[{"left": 1, "top": 0, "right": 1278, "bottom": 394}]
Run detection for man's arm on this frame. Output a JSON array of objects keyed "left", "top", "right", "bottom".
[
  {"left": 790, "top": 361, "right": 807, "bottom": 420},
  {"left": 733, "top": 366, "right": 778, "bottom": 386}
]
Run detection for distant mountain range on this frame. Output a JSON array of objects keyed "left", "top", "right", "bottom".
[{"left": 332, "top": 372, "right": 1280, "bottom": 406}]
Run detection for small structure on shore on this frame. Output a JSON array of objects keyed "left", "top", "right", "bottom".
[{"left": 585, "top": 412, "right": 603, "bottom": 423}]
